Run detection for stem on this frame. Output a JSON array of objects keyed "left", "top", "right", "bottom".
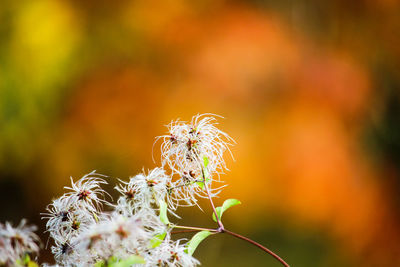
[
  {"left": 172, "top": 226, "right": 290, "bottom": 267},
  {"left": 223, "top": 229, "right": 290, "bottom": 267},
  {"left": 171, "top": 229, "right": 202, "bottom": 234},
  {"left": 193, "top": 155, "right": 289, "bottom": 266},
  {"left": 201, "top": 168, "right": 224, "bottom": 230},
  {"left": 172, "top": 224, "right": 217, "bottom": 232},
  {"left": 169, "top": 179, "right": 203, "bottom": 190}
]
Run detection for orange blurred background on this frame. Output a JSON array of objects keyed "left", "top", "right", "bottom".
[{"left": 1, "top": 0, "right": 400, "bottom": 266}]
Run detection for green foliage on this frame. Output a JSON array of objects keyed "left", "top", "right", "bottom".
[
  {"left": 203, "top": 155, "right": 209, "bottom": 168},
  {"left": 212, "top": 199, "right": 241, "bottom": 222},
  {"left": 16, "top": 254, "right": 39, "bottom": 267},
  {"left": 159, "top": 200, "right": 169, "bottom": 224},
  {"left": 202, "top": 155, "right": 210, "bottom": 179},
  {"left": 185, "top": 230, "right": 213, "bottom": 256},
  {"left": 149, "top": 232, "right": 167, "bottom": 248},
  {"left": 27, "top": 261, "right": 39, "bottom": 267},
  {"left": 196, "top": 181, "right": 205, "bottom": 189},
  {"left": 112, "top": 255, "right": 146, "bottom": 266},
  {"left": 94, "top": 255, "right": 145, "bottom": 267},
  {"left": 196, "top": 179, "right": 211, "bottom": 190}
]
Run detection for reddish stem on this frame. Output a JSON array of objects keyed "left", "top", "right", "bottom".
[
  {"left": 196, "top": 156, "right": 289, "bottom": 266},
  {"left": 171, "top": 226, "right": 290, "bottom": 267},
  {"left": 201, "top": 168, "right": 224, "bottom": 230},
  {"left": 173, "top": 224, "right": 217, "bottom": 232},
  {"left": 171, "top": 229, "right": 200, "bottom": 234},
  {"left": 223, "top": 229, "right": 290, "bottom": 267}
]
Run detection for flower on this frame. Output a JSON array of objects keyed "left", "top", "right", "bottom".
[
  {"left": 38, "top": 114, "right": 235, "bottom": 266},
  {"left": 0, "top": 220, "right": 40, "bottom": 265},
  {"left": 115, "top": 168, "right": 172, "bottom": 213},
  {"left": 144, "top": 238, "right": 200, "bottom": 267},
  {"left": 158, "top": 114, "right": 234, "bottom": 176},
  {"left": 43, "top": 171, "right": 111, "bottom": 265},
  {"left": 63, "top": 171, "right": 110, "bottom": 212},
  {"left": 156, "top": 114, "right": 234, "bottom": 207},
  {"left": 42, "top": 196, "right": 96, "bottom": 243},
  {"left": 51, "top": 239, "right": 75, "bottom": 265},
  {"left": 74, "top": 213, "right": 149, "bottom": 264}
]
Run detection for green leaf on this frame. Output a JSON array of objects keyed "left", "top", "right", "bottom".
[
  {"left": 185, "top": 230, "right": 212, "bottom": 256},
  {"left": 93, "top": 211, "right": 99, "bottom": 223},
  {"left": 16, "top": 255, "right": 38, "bottom": 267},
  {"left": 159, "top": 200, "right": 169, "bottom": 224},
  {"left": 27, "top": 262, "right": 39, "bottom": 267},
  {"left": 212, "top": 207, "right": 222, "bottom": 222},
  {"left": 149, "top": 232, "right": 167, "bottom": 248},
  {"left": 203, "top": 155, "right": 209, "bottom": 168},
  {"left": 108, "top": 256, "right": 118, "bottom": 265},
  {"left": 196, "top": 181, "right": 205, "bottom": 189},
  {"left": 202, "top": 156, "right": 210, "bottom": 178},
  {"left": 212, "top": 198, "right": 241, "bottom": 222},
  {"left": 112, "top": 255, "right": 146, "bottom": 266},
  {"left": 23, "top": 254, "right": 31, "bottom": 264},
  {"left": 196, "top": 177, "right": 211, "bottom": 190}
]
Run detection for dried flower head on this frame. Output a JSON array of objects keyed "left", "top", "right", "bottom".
[
  {"left": 115, "top": 168, "right": 172, "bottom": 213},
  {"left": 145, "top": 238, "right": 199, "bottom": 267},
  {"left": 155, "top": 114, "right": 234, "bottom": 207},
  {"left": 63, "top": 171, "right": 110, "bottom": 212},
  {"left": 158, "top": 114, "right": 234, "bottom": 176},
  {"left": 74, "top": 214, "right": 149, "bottom": 264},
  {"left": 0, "top": 220, "right": 40, "bottom": 265}
]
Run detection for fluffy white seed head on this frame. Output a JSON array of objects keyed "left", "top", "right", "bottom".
[
  {"left": 73, "top": 213, "right": 149, "bottom": 264},
  {"left": 39, "top": 114, "right": 235, "bottom": 266},
  {"left": 145, "top": 238, "right": 200, "bottom": 267},
  {"left": 158, "top": 114, "right": 234, "bottom": 176},
  {"left": 63, "top": 171, "right": 110, "bottom": 212},
  {"left": 0, "top": 220, "right": 40, "bottom": 265},
  {"left": 42, "top": 171, "right": 111, "bottom": 265},
  {"left": 156, "top": 114, "right": 234, "bottom": 207},
  {"left": 115, "top": 168, "right": 172, "bottom": 214}
]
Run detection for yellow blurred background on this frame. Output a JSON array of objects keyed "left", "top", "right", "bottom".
[{"left": 1, "top": 0, "right": 400, "bottom": 266}]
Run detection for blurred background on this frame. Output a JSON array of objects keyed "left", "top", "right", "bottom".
[{"left": 1, "top": 0, "right": 400, "bottom": 266}]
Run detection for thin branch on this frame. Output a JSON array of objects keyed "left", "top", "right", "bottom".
[
  {"left": 171, "top": 229, "right": 201, "bottom": 234},
  {"left": 193, "top": 154, "right": 289, "bottom": 266},
  {"left": 172, "top": 224, "right": 217, "bottom": 232},
  {"left": 223, "top": 229, "right": 290, "bottom": 267},
  {"left": 201, "top": 168, "right": 224, "bottom": 230},
  {"left": 170, "top": 226, "right": 290, "bottom": 267},
  {"left": 169, "top": 179, "right": 203, "bottom": 190}
]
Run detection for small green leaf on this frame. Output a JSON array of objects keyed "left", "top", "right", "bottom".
[
  {"left": 212, "top": 198, "right": 241, "bottom": 222},
  {"left": 196, "top": 177, "right": 211, "bottom": 190},
  {"left": 203, "top": 155, "right": 209, "bottom": 168},
  {"left": 185, "top": 230, "right": 212, "bottom": 256},
  {"left": 196, "top": 181, "right": 205, "bottom": 189},
  {"left": 113, "top": 255, "right": 146, "bottom": 266},
  {"left": 27, "top": 262, "right": 39, "bottom": 267},
  {"left": 109, "top": 256, "right": 118, "bottom": 264},
  {"left": 94, "top": 260, "right": 105, "bottom": 267},
  {"left": 17, "top": 255, "right": 38, "bottom": 267},
  {"left": 23, "top": 254, "right": 31, "bottom": 264},
  {"left": 202, "top": 156, "right": 210, "bottom": 178},
  {"left": 159, "top": 200, "right": 169, "bottom": 224},
  {"left": 93, "top": 211, "right": 99, "bottom": 223},
  {"left": 149, "top": 232, "right": 167, "bottom": 248},
  {"left": 212, "top": 207, "right": 222, "bottom": 222}
]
